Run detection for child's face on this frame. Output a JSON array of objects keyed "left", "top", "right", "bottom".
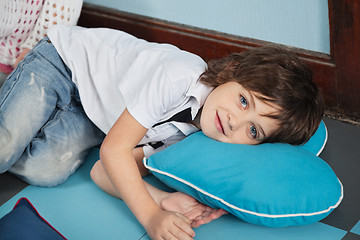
[{"left": 200, "top": 82, "right": 280, "bottom": 145}]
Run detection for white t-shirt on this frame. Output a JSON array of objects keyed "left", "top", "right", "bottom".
[{"left": 47, "top": 26, "right": 212, "bottom": 157}]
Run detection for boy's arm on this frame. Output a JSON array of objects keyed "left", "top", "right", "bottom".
[
  {"left": 91, "top": 156, "right": 227, "bottom": 228},
  {"left": 100, "top": 108, "right": 195, "bottom": 240}
]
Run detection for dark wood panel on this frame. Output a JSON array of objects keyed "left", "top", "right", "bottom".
[
  {"left": 328, "top": 0, "right": 360, "bottom": 120},
  {"left": 77, "top": 2, "right": 359, "bottom": 122}
]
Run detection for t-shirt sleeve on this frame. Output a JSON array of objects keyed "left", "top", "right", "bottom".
[{"left": 118, "top": 47, "right": 183, "bottom": 129}]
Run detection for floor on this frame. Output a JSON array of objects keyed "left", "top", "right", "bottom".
[{"left": 1, "top": 116, "right": 360, "bottom": 239}]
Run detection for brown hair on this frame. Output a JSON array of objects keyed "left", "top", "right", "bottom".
[{"left": 199, "top": 46, "right": 324, "bottom": 145}]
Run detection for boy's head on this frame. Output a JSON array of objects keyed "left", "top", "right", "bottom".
[{"left": 199, "top": 46, "right": 324, "bottom": 145}]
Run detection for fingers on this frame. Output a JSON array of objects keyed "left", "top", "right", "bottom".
[
  {"left": 159, "top": 215, "right": 195, "bottom": 240},
  {"left": 181, "top": 199, "right": 228, "bottom": 222},
  {"left": 183, "top": 202, "right": 221, "bottom": 221},
  {"left": 166, "top": 228, "right": 194, "bottom": 240},
  {"left": 209, "top": 208, "right": 228, "bottom": 219},
  {"left": 174, "top": 213, "right": 195, "bottom": 238},
  {"left": 174, "top": 212, "right": 191, "bottom": 224},
  {"left": 191, "top": 213, "right": 216, "bottom": 229},
  {"left": 183, "top": 203, "right": 208, "bottom": 220},
  {"left": 190, "top": 208, "right": 229, "bottom": 228},
  {"left": 161, "top": 230, "right": 193, "bottom": 240},
  {"left": 147, "top": 211, "right": 195, "bottom": 240}
]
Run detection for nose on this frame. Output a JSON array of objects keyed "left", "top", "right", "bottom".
[
  {"left": 228, "top": 107, "right": 256, "bottom": 131},
  {"left": 228, "top": 111, "right": 244, "bottom": 131}
]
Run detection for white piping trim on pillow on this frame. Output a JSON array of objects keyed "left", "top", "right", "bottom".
[
  {"left": 316, "top": 121, "right": 328, "bottom": 156},
  {"left": 143, "top": 157, "right": 343, "bottom": 219}
]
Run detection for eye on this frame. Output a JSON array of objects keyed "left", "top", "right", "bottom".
[
  {"left": 250, "top": 125, "right": 257, "bottom": 138},
  {"left": 240, "top": 95, "right": 247, "bottom": 109}
]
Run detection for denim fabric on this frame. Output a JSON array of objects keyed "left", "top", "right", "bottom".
[
  {"left": 0, "top": 72, "right": 8, "bottom": 89},
  {"left": 0, "top": 38, "right": 105, "bottom": 187}
]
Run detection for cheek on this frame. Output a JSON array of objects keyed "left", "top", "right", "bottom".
[
  {"left": 228, "top": 128, "right": 259, "bottom": 145},
  {"left": 200, "top": 114, "right": 213, "bottom": 134},
  {"left": 230, "top": 137, "right": 258, "bottom": 145}
]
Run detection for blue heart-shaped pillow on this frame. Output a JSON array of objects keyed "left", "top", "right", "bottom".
[{"left": 144, "top": 121, "right": 343, "bottom": 227}]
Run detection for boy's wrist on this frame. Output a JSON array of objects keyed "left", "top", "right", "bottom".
[
  {"left": 138, "top": 202, "right": 163, "bottom": 228},
  {"left": 143, "top": 181, "right": 171, "bottom": 206},
  {"left": 152, "top": 190, "right": 172, "bottom": 206}
]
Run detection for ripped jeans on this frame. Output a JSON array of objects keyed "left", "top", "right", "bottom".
[{"left": 0, "top": 38, "right": 105, "bottom": 187}]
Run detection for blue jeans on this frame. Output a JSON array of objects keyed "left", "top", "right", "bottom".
[
  {"left": 0, "top": 71, "right": 8, "bottom": 88},
  {"left": 0, "top": 38, "right": 105, "bottom": 187}
]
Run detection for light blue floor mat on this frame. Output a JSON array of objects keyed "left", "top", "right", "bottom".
[
  {"left": 0, "top": 148, "right": 347, "bottom": 240},
  {"left": 351, "top": 220, "right": 360, "bottom": 235}
]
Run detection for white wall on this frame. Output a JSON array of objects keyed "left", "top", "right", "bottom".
[{"left": 83, "top": 0, "right": 330, "bottom": 54}]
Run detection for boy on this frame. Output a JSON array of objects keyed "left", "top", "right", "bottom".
[
  {"left": 90, "top": 43, "right": 324, "bottom": 240},
  {"left": 0, "top": 25, "right": 323, "bottom": 240}
]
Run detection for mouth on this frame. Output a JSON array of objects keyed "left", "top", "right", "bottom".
[{"left": 215, "top": 111, "right": 225, "bottom": 135}]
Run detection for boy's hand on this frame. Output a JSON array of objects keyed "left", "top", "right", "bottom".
[
  {"left": 144, "top": 208, "right": 195, "bottom": 240},
  {"left": 160, "top": 192, "right": 228, "bottom": 228},
  {"left": 190, "top": 208, "right": 228, "bottom": 228}
]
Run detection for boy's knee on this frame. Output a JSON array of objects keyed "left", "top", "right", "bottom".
[
  {"left": 25, "top": 175, "right": 61, "bottom": 187},
  {"left": 0, "top": 153, "right": 13, "bottom": 173},
  {"left": 16, "top": 169, "right": 68, "bottom": 187},
  {"left": 9, "top": 154, "right": 84, "bottom": 187},
  {"left": 0, "top": 130, "right": 17, "bottom": 172}
]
